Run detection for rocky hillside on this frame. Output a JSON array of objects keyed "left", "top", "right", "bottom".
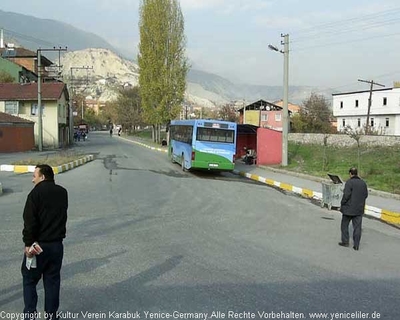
[
  {"left": 60, "top": 48, "right": 139, "bottom": 102},
  {"left": 60, "top": 48, "right": 227, "bottom": 107}
]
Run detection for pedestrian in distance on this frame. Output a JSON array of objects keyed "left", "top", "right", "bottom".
[
  {"left": 338, "top": 167, "right": 368, "bottom": 251},
  {"left": 109, "top": 128, "right": 113, "bottom": 137},
  {"left": 21, "top": 164, "right": 68, "bottom": 320}
]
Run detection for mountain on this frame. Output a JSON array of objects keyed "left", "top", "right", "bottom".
[
  {"left": 0, "top": 10, "right": 331, "bottom": 107},
  {"left": 0, "top": 10, "right": 118, "bottom": 55},
  {"left": 186, "top": 69, "right": 325, "bottom": 105}
]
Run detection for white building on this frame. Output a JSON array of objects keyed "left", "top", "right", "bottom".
[{"left": 333, "top": 87, "right": 400, "bottom": 135}]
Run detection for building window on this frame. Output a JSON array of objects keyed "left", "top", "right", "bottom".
[
  {"left": 383, "top": 97, "right": 387, "bottom": 106},
  {"left": 342, "top": 119, "right": 346, "bottom": 127},
  {"left": 261, "top": 114, "right": 268, "bottom": 121},
  {"left": 370, "top": 118, "right": 374, "bottom": 127},
  {"left": 386, "top": 118, "right": 389, "bottom": 127},
  {"left": 340, "top": 101, "right": 343, "bottom": 109},
  {"left": 357, "top": 118, "right": 361, "bottom": 127},
  {"left": 275, "top": 114, "right": 281, "bottom": 121},
  {"left": 31, "top": 103, "right": 44, "bottom": 116},
  {"left": 5, "top": 101, "right": 19, "bottom": 114},
  {"left": 355, "top": 100, "right": 359, "bottom": 107}
]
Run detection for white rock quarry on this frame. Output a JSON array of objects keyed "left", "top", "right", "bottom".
[{"left": 60, "top": 48, "right": 217, "bottom": 108}]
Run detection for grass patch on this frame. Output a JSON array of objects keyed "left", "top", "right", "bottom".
[
  {"left": 130, "top": 129, "right": 167, "bottom": 140},
  {"left": 128, "top": 129, "right": 167, "bottom": 149},
  {"left": 287, "top": 142, "right": 400, "bottom": 194},
  {"left": 12, "top": 151, "right": 87, "bottom": 167}
]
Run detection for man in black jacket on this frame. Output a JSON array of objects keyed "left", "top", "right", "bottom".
[
  {"left": 338, "top": 167, "right": 368, "bottom": 251},
  {"left": 22, "top": 164, "right": 68, "bottom": 320}
]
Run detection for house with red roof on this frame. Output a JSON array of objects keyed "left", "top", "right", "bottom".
[
  {"left": 0, "top": 82, "right": 70, "bottom": 149},
  {"left": 0, "top": 47, "right": 53, "bottom": 78}
]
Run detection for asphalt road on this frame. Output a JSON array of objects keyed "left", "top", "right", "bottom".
[{"left": 1, "top": 131, "right": 399, "bottom": 319}]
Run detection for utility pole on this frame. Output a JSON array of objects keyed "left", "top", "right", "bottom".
[
  {"left": 268, "top": 35, "right": 289, "bottom": 166},
  {"left": 37, "top": 47, "right": 67, "bottom": 151},
  {"left": 358, "top": 79, "right": 385, "bottom": 134},
  {"left": 69, "top": 66, "right": 93, "bottom": 144},
  {"left": 281, "top": 34, "right": 289, "bottom": 166}
]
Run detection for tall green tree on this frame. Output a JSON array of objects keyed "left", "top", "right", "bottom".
[{"left": 138, "top": 0, "right": 189, "bottom": 143}]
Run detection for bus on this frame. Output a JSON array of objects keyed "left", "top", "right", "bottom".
[{"left": 169, "top": 119, "right": 237, "bottom": 171}]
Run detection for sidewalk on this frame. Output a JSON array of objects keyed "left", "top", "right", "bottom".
[{"left": 234, "top": 162, "right": 400, "bottom": 226}]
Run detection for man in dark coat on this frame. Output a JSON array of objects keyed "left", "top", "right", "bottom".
[
  {"left": 22, "top": 164, "right": 68, "bottom": 319},
  {"left": 338, "top": 167, "right": 368, "bottom": 251}
]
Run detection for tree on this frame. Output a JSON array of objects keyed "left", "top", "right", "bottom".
[
  {"left": 138, "top": 0, "right": 189, "bottom": 143},
  {"left": 291, "top": 113, "right": 307, "bottom": 133},
  {"left": 113, "top": 87, "right": 143, "bottom": 133},
  {"left": 0, "top": 70, "right": 15, "bottom": 83},
  {"left": 219, "top": 104, "right": 238, "bottom": 122},
  {"left": 296, "top": 93, "right": 334, "bottom": 133},
  {"left": 343, "top": 125, "right": 362, "bottom": 173}
]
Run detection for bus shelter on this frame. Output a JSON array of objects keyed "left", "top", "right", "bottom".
[{"left": 236, "top": 124, "right": 282, "bottom": 166}]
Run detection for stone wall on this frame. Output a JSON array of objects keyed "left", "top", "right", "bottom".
[{"left": 289, "top": 133, "right": 400, "bottom": 147}]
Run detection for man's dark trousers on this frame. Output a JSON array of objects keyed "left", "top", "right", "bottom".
[
  {"left": 341, "top": 215, "right": 363, "bottom": 247},
  {"left": 21, "top": 242, "right": 64, "bottom": 320}
]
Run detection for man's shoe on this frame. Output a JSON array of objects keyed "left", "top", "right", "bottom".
[
  {"left": 353, "top": 246, "right": 359, "bottom": 251},
  {"left": 338, "top": 242, "right": 349, "bottom": 247}
]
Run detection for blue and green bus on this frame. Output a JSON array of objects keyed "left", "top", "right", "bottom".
[{"left": 169, "top": 119, "right": 237, "bottom": 171}]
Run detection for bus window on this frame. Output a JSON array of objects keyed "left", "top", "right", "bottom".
[{"left": 197, "top": 127, "right": 234, "bottom": 143}]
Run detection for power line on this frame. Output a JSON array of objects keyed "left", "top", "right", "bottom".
[
  {"left": 292, "top": 31, "right": 400, "bottom": 52},
  {"left": 291, "top": 17, "right": 400, "bottom": 45},
  {"left": 292, "top": 7, "right": 400, "bottom": 38}
]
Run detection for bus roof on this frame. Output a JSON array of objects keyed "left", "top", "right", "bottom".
[{"left": 170, "top": 119, "right": 237, "bottom": 126}]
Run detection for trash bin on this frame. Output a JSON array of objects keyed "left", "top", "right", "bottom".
[{"left": 321, "top": 174, "right": 344, "bottom": 210}]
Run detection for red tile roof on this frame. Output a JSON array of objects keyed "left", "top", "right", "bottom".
[
  {"left": 0, "top": 112, "right": 34, "bottom": 124},
  {"left": 0, "top": 83, "right": 68, "bottom": 101}
]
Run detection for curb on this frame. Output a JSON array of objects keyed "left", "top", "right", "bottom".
[
  {"left": 233, "top": 170, "right": 400, "bottom": 225},
  {"left": 119, "top": 136, "right": 168, "bottom": 153},
  {"left": 0, "top": 155, "right": 94, "bottom": 175}
]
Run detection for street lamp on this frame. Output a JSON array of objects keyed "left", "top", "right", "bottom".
[{"left": 269, "top": 34, "right": 289, "bottom": 166}]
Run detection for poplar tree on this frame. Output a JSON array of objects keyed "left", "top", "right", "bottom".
[{"left": 138, "top": 0, "right": 188, "bottom": 143}]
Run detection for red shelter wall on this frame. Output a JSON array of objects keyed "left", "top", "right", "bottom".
[{"left": 256, "top": 128, "right": 282, "bottom": 165}]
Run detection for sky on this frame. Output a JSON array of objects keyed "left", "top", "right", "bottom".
[{"left": 1, "top": 0, "right": 400, "bottom": 91}]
